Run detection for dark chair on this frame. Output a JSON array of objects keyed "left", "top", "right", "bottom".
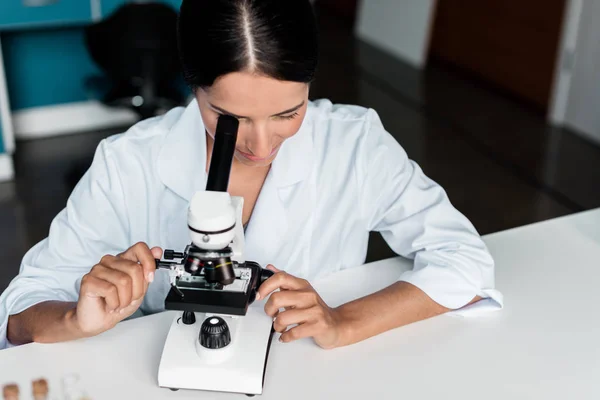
[{"left": 84, "top": 2, "right": 186, "bottom": 119}]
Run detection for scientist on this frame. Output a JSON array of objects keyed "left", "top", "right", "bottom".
[{"left": 1, "top": 0, "right": 502, "bottom": 350}]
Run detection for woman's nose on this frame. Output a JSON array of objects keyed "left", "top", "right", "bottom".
[{"left": 245, "top": 124, "right": 272, "bottom": 158}]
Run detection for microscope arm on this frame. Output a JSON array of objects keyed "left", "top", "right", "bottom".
[{"left": 230, "top": 196, "right": 246, "bottom": 265}]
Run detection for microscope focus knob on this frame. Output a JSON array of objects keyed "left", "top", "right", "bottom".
[
  {"left": 200, "top": 317, "right": 231, "bottom": 349},
  {"left": 164, "top": 250, "right": 184, "bottom": 260},
  {"left": 182, "top": 311, "right": 196, "bottom": 325},
  {"left": 249, "top": 267, "right": 276, "bottom": 305},
  {"left": 259, "top": 268, "right": 275, "bottom": 287}
]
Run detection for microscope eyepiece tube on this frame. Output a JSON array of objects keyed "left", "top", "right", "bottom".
[{"left": 206, "top": 115, "right": 239, "bottom": 192}]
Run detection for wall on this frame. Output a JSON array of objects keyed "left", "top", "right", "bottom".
[
  {"left": 355, "top": 0, "right": 437, "bottom": 68},
  {"left": 563, "top": 0, "right": 600, "bottom": 143},
  {"left": 0, "top": 48, "right": 5, "bottom": 154},
  {"left": 0, "top": 35, "right": 14, "bottom": 157}
]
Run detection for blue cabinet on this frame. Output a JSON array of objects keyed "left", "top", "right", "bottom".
[
  {"left": 0, "top": 0, "right": 93, "bottom": 30},
  {"left": 101, "top": 0, "right": 181, "bottom": 18}
]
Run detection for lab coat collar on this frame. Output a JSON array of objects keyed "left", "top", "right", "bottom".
[
  {"left": 157, "top": 99, "right": 315, "bottom": 201},
  {"left": 269, "top": 105, "right": 314, "bottom": 188},
  {"left": 157, "top": 99, "right": 208, "bottom": 202},
  {"left": 243, "top": 109, "right": 315, "bottom": 265}
]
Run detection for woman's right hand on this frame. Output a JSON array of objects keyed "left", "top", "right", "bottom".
[{"left": 74, "top": 242, "right": 162, "bottom": 337}]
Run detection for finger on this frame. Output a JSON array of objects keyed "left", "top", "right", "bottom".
[
  {"left": 80, "top": 274, "right": 120, "bottom": 313},
  {"left": 100, "top": 255, "right": 148, "bottom": 300},
  {"left": 257, "top": 272, "right": 311, "bottom": 300},
  {"left": 151, "top": 247, "right": 163, "bottom": 259},
  {"left": 273, "top": 308, "right": 311, "bottom": 333},
  {"left": 105, "top": 258, "right": 146, "bottom": 301},
  {"left": 118, "top": 242, "right": 158, "bottom": 283},
  {"left": 89, "top": 264, "right": 133, "bottom": 310},
  {"left": 116, "top": 296, "right": 144, "bottom": 320},
  {"left": 264, "top": 290, "right": 319, "bottom": 317},
  {"left": 279, "top": 322, "right": 318, "bottom": 343}
]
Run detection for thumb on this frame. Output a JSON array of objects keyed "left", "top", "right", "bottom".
[
  {"left": 266, "top": 264, "right": 281, "bottom": 273},
  {"left": 151, "top": 247, "right": 163, "bottom": 259}
]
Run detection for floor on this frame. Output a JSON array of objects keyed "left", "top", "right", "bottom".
[{"left": 2, "top": 11, "right": 600, "bottom": 293}]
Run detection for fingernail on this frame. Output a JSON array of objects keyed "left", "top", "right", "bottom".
[
  {"left": 278, "top": 336, "right": 283, "bottom": 343},
  {"left": 147, "top": 272, "right": 155, "bottom": 283},
  {"left": 119, "top": 309, "right": 125, "bottom": 314},
  {"left": 255, "top": 292, "right": 261, "bottom": 301}
]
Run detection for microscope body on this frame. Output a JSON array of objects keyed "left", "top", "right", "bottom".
[
  {"left": 160, "top": 192, "right": 272, "bottom": 316},
  {"left": 156, "top": 115, "right": 275, "bottom": 396},
  {"left": 157, "top": 191, "right": 275, "bottom": 396}
]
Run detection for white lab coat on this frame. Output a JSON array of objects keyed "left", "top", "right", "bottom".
[{"left": 0, "top": 99, "right": 503, "bottom": 349}]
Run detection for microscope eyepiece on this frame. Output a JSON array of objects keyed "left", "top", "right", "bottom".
[{"left": 206, "top": 114, "right": 239, "bottom": 193}]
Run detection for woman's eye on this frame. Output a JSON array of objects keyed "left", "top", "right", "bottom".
[{"left": 276, "top": 112, "right": 299, "bottom": 121}]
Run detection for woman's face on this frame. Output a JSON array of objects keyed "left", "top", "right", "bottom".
[{"left": 196, "top": 71, "right": 310, "bottom": 168}]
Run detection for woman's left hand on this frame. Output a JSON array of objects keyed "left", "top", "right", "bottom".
[{"left": 256, "top": 265, "right": 346, "bottom": 349}]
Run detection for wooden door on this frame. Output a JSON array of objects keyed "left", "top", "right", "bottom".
[{"left": 428, "top": 0, "right": 567, "bottom": 111}]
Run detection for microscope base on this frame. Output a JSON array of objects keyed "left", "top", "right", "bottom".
[{"left": 158, "top": 308, "right": 275, "bottom": 395}]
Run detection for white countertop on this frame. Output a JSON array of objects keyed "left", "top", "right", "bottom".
[{"left": 1, "top": 208, "right": 599, "bottom": 399}]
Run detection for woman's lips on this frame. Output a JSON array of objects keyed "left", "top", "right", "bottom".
[{"left": 238, "top": 147, "right": 279, "bottom": 162}]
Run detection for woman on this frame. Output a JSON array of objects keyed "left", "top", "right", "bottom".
[{"left": 1, "top": 0, "right": 502, "bottom": 350}]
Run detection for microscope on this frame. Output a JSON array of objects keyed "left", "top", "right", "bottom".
[{"left": 155, "top": 115, "right": 275, "bottom": 396}]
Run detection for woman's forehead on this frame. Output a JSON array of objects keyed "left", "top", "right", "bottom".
[{"left": 202, "top": 72, "right": 308, "bottom": 117}]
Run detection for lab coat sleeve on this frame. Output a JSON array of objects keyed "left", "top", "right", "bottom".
[
  {"left": 358, "top": 109, "right": 503, "bottom": 310},
  {"left": 0, "top": 138, "right": 130, "bottom": 349}
]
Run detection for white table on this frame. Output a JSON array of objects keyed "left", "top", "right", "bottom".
[{"left": 2, "top": 209, "right": 600, "bottom": 399}]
